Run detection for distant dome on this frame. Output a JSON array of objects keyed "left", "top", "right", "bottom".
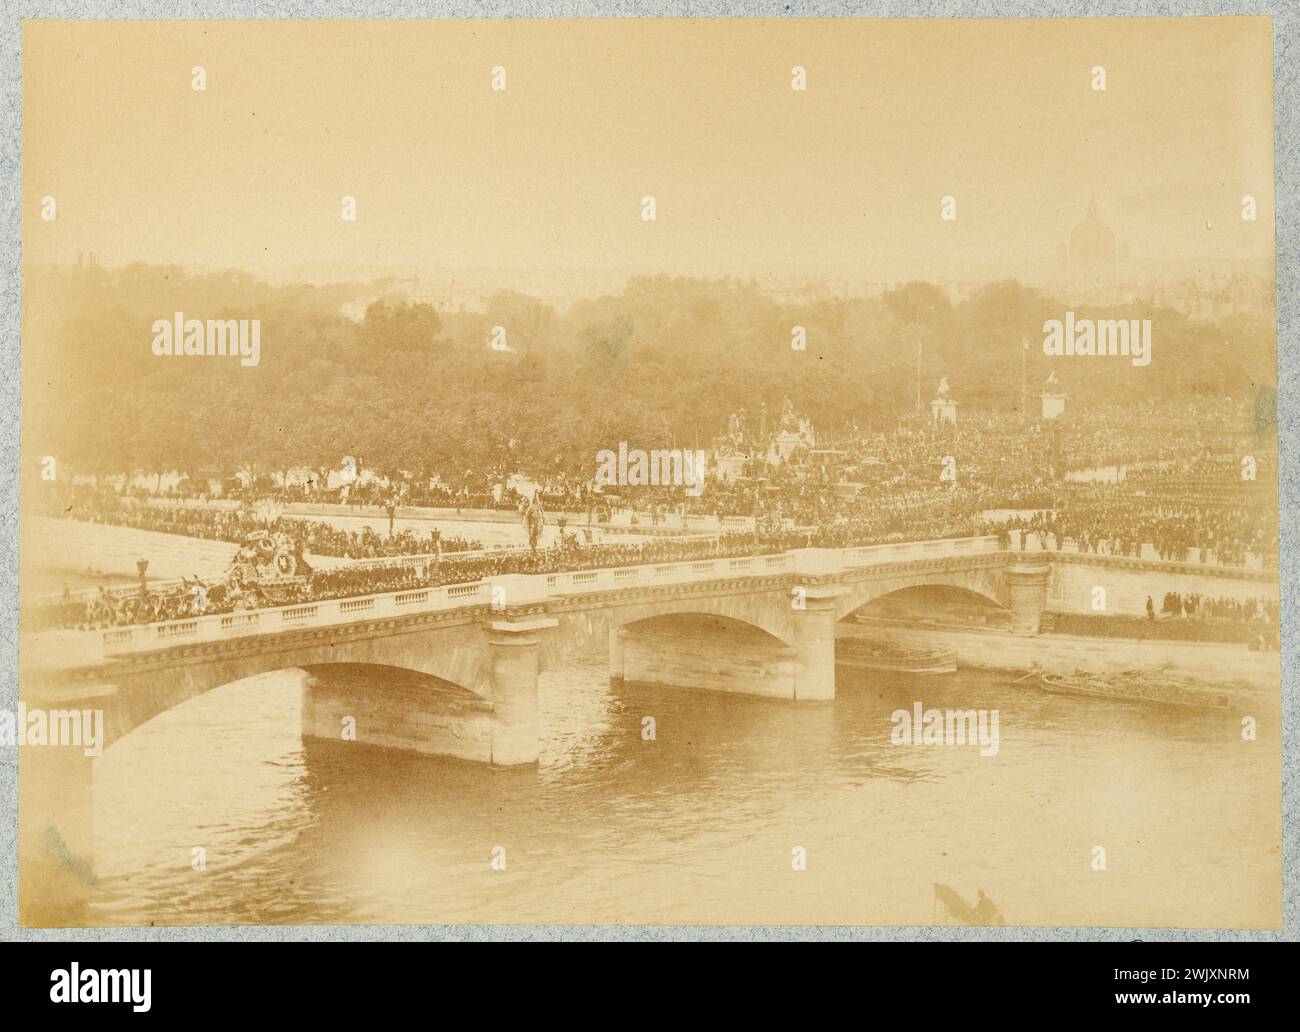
[{"left": 1067, "top": 197, "right": 1117, "bottom": 268}]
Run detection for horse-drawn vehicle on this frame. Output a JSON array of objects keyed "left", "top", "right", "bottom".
[{"left": 225, "top": 530, "right": 311, "bottom": 605}]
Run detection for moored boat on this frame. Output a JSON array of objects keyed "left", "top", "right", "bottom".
[
  {"left": 1040, "top": 670, "right": 1238, "bottom": 710},
  {"left": 836, "top": 638, "right": 957, "bottom": 675}
]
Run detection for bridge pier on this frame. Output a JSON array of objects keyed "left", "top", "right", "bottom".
[
  {"left": 609, "top": 627, "right": 626, "bottom": 685},
  {"left": 18, "top": 683, "right": 109, "bottom": 925},
  {"left": 485, "top": 618, "right": 557, "bottom": 766},
  {"left": 1006, "top": 561, "right": 1052, "bottom": 635},
  {"left": 298, "top": 617, "right": 557, "bottom": 768},
  {"left": 790, "top": 586, "right": 848, "bottom": 700}
]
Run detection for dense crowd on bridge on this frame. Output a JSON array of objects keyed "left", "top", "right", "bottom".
[
  {"left": 37, "top": 531, "right": 790, "bottom": 631},
  {"left": 39, "top": 515, "right": 1025, "bottom": 632},
  {"left": 35, "top": 485, "right": 1276, "bottom": 634},
  {"left": 37, "top": 519, "right": 1280, "bottom": 641},
  {"left": 32, "top": 394, "right": 1279, "bottom": 634}
]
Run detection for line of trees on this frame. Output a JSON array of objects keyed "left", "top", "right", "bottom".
[{"left": 21, "top": 262, "right": 1276, "bottom": 489}]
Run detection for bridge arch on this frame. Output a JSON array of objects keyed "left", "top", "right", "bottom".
[
  {"left": 835, "top": 567, "right": 1009, "bottom": 623},
  {"left": 619, "top": 611, "right": 793, "bottom": 649},
  {"left": 591, "top": 588, "right": 798, "bottom": 648},
  {"left": 85, "top": 618, "right": 493, "bottom": 754},
  {"left": 297, "top": 660, "right": 483, "bottom": 696},
  {"left": 598, "top": 588, "right": 830, "bottom": 699},
  {"left": 840, "top": 583, "right": 1009, "bottom": 625},
  {"left": 98, "top": 654, "right": 485, "bottom": 755}
]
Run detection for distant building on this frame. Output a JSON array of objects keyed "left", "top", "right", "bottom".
[{"left": 1051, "top": 197, "right": 1133, "bottom": 301}]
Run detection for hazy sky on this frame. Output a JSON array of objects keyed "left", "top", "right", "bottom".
[{"left": 23, "top": 17, "right": 1275, "bottom": 279}]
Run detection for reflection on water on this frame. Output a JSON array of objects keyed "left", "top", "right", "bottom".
[{"left": 90, "top": 660, "right": 1280, "bottom": 927}]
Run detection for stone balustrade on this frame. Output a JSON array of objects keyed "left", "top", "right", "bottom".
[{"left": 84, "top": 535, "right": 1002, "bottom": 661}]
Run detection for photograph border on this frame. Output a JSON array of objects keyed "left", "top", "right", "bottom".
[{"left": 1, "top": 0, "right": 1294, "bottom": 942}]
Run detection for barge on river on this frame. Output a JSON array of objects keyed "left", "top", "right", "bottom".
[{"left": 1038, "top": 670, "right": 1248, "bottom": 710}]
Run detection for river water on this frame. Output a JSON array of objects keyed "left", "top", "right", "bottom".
[{"left": 87, "top": 658, "right": 1280, "bottom": 928}]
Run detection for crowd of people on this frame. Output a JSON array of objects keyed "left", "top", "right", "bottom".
[
  {"left": 1052, "top": 397, "right": 1267, "bottom": 474},
  {"left": 36, "top": 580, "right": 213, "bottom": 631},
  {"left": 1004, "top": 492, "right": 1276, "bottom": 568},
  {"left": 1141, "top": 591, "right": 1280, "bottom": 650},
  {"left": 295, "top": 524, "right": 482, "bottom": 559},
  {"left": 32, "top": 395, "right": 1279, "bottom": 632},
  {"left": 1148, "top": 591, "right": 1279, "bottom": 624},
  {"left": 154, "top": 471, "right": 594, "bottom": 516},
  {"left": 43, "top": 497, "right": 1279, "bottom": 635},
  {"left": 44, "top": 531, "right": 795, "bottom": 631},
  {"left": 40, "top": 489, "right": 483, "bottom": 558}
]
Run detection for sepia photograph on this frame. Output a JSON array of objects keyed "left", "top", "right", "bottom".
[{"left": 9, "top": 12, "right": 1287, "bottom": 941}]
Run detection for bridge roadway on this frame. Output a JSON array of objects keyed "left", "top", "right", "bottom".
[
  {"left": 34, "top": 535, "right": 1005, "bottom": 670},
  {"left": 30, "top": 532, "right": 1275, "bottom": 670},
  {"left": 19, "top": 534, "right": 1278, "bottom": 891}
]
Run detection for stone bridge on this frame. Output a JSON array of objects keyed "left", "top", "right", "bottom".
[
  {"left": 18, "top": 534, "right": 1278, "bottom": 892},
  {"left": 26, "top": 537, "right": 1023, "bottom": 754}
]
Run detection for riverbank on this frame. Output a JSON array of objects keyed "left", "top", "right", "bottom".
[{"left": 850, "top": 617, "right": 1280, "bottom": 692}]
